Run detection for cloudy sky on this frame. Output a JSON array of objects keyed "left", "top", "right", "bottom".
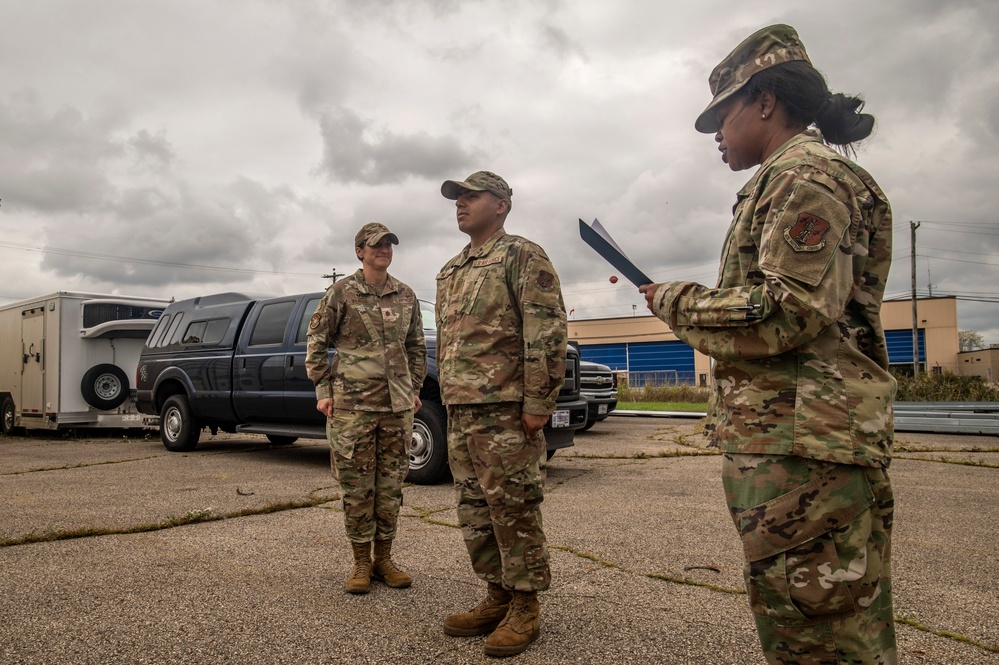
[{"left": 2, "top": 1, "right": 998, "bottom": 343}]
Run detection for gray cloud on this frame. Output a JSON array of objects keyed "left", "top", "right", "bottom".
[
  {"left": 0, "top": 0, "right": 997, "bottom": 342},
  {"left": 0, "top": 96, "right": 122, "bottom": 213},
  {"left": 315, "top": 106, "right": 478, "bottom": 184},
  {"left": 128, "top": 129, "right": 175, "bottom": 173}
]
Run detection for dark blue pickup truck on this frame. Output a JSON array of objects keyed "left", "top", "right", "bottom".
[{"left": 135, "top": 292, "right": 586, "bottom": 484}]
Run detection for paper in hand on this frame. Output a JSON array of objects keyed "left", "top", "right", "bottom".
[{"left": 578, "top": 218, "right": 653, "bottom": 287}]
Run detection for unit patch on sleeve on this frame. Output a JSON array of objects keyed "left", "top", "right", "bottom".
[
  {"left": 535, "top": 270, "right": 555, "bottom": 290},
  {"left": 309, "top": 312, "right": 322, "bottom": 330},
  {"left": 783, "top": 212, "right": 830, "bottom": 252}
]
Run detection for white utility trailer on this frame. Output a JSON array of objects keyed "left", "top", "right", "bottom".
[{"left": 0, "top": 292, "right": 172, "bottom": 434}]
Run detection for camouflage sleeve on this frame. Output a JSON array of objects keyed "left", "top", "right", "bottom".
[
  {"left": 513, "top": 244, "right": 567, "bottom": 415},
  {"left": 305, "top": 287, "right": 340, "bottom": 400},
  {"left": 405, "top": 291, "right": 427, "bottom": 395},
  {"left": 653, "top": 168, "right": 855, "bottom": 361}
]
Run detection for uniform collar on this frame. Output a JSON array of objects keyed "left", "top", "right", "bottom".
[
  {"left": 353, "top": 268, "right": 399, "bottom": 295},
  {"left": 739, "top": 129, "right": 823, "bottom": 197},
  {"left": 459, "top": 227, "right": 507, "bottom": 262},
  {"left": 761, "top": 128, "right": 822, "bottom": 170}
]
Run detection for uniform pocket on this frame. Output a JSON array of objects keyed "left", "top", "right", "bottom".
[
  {"left": 735, "top": 467, "right": 877, "bottom": 626},
  {"left": 470, "top": 421, "right": 543, "bottom": 482},
  {"left": 327, "top": 411, "right": 357, "bottom": 460}
]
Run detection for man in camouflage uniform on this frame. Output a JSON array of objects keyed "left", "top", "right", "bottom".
[
  {"left": 641, "top": 26, "right": 896, "bottom": 664},
  {"left": 306, "top": 222, "right": 427, "bottom": 594},
  {"left": 435, "top": 171, "right": 566, "bottom": 658}
]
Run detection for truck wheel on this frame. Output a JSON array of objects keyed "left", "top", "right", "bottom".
[
  {"left": 1, "top": 396, "right": 15, "bottom": 435},
  {"left": 407, "top": 401, "right": 448, "bottom": 485},
  {"left": 81, "top": 364, "right": 130, "bottom": 410},
  {"left": 160, "top": 395, "right": 201, "bottom": 452},
  {"left": 266, "top": 435, "right": 298, "bottom": 445}
]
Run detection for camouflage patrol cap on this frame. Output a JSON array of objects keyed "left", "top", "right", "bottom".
[
  {"left": 354, "top": 222, "right": 399, "bottom": 247},
  {"left": 695, "top": 24, "right": 811, "bottom": 134},
  {"left": 441, "top": 171, "right": 512, "bottom": 201}
]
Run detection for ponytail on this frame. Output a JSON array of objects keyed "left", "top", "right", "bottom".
[{"left": 741, "top": 61, "right": 875, "bottom": 151}]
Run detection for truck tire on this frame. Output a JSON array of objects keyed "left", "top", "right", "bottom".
[
  {"left": 407, "top": 401, "right": 448, "bottom": 485},
  {"left": 580, "top": 419, "right": 597, "bottom": 432},
  {"left": 266, "top": 435, "right": 298, "bottom": 445},
  {"left": 1, "top": 396, "right": 15, "bottom": 435},
  {"left": 160, "top": 395, "right": 201, "bottom": 452},
  {"left": 81, "top": 364, "right": 130, "bottom": 410}
]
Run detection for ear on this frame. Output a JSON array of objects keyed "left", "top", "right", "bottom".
[
  {"left": 759, "top": 91, "right": 778, "bottom": 118},
  {"left": 355, "top": 247, "right": 364, "bottom": 261},
  {"left": 496, "top": 198, "right": 510, "bottom": 215}
]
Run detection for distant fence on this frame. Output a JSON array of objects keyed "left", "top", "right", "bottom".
[{"left": 624, "top": 370, "right": 700, "bottom": 388}]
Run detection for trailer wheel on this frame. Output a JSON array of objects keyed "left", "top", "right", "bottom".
[
  {"left": 266, "top": 435, "right": 298, "bottom": 445},
  {"left": 1, "top": 396, "right": 15, "bottom": 435},
  {"left": 81, "top": 364, "right": 130, "bottom": 410},
  {"left": 406, "top": 401, "right": 449, "bottom": 485},
  {"left": 160, "top": 395, "right": 201, "bottom": 452}
]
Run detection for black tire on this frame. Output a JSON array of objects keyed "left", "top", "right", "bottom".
[
  {"left": 1, "top": 396, "right": 15, "bottom": 435},
  {"left": 160, "top": 395, "right": 201, "bottom": 452},
  {"left": 546, "top": 449, "right": 557, "bottom": 461},
  {"left": 407, "top": 401, "right": 448, "bottom": 485},
  {"left": 580, "top": 419, "right": 597, "bottom": 432},
  {"left": 81, "top": 364, "right": 130, "bottom": 410},
  {"left": 266, "top": 434, "right": 298, "bottom": 445}
]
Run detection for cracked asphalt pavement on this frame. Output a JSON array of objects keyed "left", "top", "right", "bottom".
[{"left": 2, "top": 417, "right": 997, "bottom": 664}]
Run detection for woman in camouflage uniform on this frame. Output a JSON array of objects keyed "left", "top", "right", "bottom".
[
  {"left": 641, "top": 25, "right": 896, "bottom": 665},
  {"left": 306, "top": 223, "right": 427, "bottom": 594}
]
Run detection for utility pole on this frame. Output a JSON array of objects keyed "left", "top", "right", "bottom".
[
  {"left": 322, "top": 271, "right": 344, "bottom": 283},
  {"left": 910, "top": 221, "right": 921, "bottom": 377}
]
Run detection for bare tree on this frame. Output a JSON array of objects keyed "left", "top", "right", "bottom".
[{"left": 959, "top": 330, "right": 986, "bottom": 352}]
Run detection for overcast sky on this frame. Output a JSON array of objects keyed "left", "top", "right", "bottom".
[{"left": 2, "top": 1, "right": 998, "bottom": 344}]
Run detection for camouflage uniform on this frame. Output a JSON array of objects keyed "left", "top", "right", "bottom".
[
  {"left": 306, "top": 268, "right": 427, "bottom": 543},
  {"left": 651, "top": 24, "right": 897, "bottom": 665},
  {"left": 436, "top": 227, "right": 567, "bottom": 592}
]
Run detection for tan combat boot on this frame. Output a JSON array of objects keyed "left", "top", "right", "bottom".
[
  {"left": 372, "top": 539, "right": 412, "bottom": 588},
  {"left": 483, "top": 590, "right": 540, "bottom": 657},
  {"left": 442, "top": 582, "right": 513, "bottom": 636},
  {"left": 345, "top": 541, "right": 372, "bottom": 594}
]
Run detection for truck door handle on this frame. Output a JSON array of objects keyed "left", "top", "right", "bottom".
[{"left": 286, "top": 356, "right": 294, "bottom": 368}]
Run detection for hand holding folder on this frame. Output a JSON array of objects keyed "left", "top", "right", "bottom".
[{"left": 578, "top": 218, "right": 653, "bottom": 287}]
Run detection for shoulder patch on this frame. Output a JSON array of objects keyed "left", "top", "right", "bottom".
[
  {"left": 309, "top": 312, "right": 322, "bottom": 330},
  {"left": 535, "top": 270, "right": 555, "bottom": 290},
  {"left": 783, "top": 212, "right": 830, "bottom": 252}
]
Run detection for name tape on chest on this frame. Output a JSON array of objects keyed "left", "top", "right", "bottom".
[{"left": 472, "top": 256, "right": 503, "bottom": 268}]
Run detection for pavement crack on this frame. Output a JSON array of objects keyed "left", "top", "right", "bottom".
[{"left": 0, "top": 490, "right": 341, "bottom": 548}]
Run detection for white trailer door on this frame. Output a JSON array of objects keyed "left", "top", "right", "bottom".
[{"left": 20, "top": 310, "right": 45, "bottom": 416}]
